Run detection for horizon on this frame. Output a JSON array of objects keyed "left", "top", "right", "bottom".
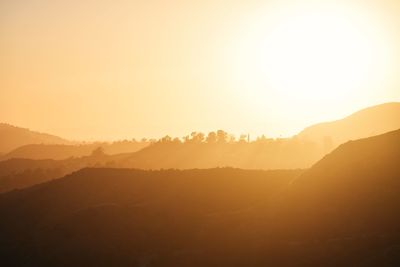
[
  {"left": 1, "top": 0, "right": 400, "bottom": 140},
  {"left": 1, "top": 100, "right": 399, "bottom": 142}
]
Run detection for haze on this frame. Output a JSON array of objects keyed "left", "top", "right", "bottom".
[{"left": 1, "top": 0, "right": 400, "bottom": 140}]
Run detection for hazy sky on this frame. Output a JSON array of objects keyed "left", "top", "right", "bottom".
[{"left": 1, "top": 0, "right": 400, "bottom": 141}]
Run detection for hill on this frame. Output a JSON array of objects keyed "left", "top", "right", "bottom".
[
  {"left": 297, "top": 102, "right": 400, "bottom": 148},
  {"left": 274, "top": 129, "right": 400, "bottom": 240},
  {"left": 1, "top": 141, "right": 149, "bottom": 161},
  {"left": 0, "top": 123, "right": 71, "bottom": 153},
  {"left": 0, "top": 168, "right": 301, "bottom": 267},
  {"left": 2, "top": 103, "right": 399, "bottom": 171},
  {"left": 101, "top": 102, "right": 400, "bottom": 170},
  {"left": 0, "top": 144, "right": 96, "bottom": 161},
  {"left": 118, "top": 138, "right": 321, "bottom": 170},
  {"left": 0, "top": 130, "right": 399, "bottom": 266},
  {"left": 0, "top": 152, "right": 132, "bottom": 193}
]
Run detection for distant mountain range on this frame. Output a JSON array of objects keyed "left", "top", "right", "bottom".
[
  {"left": 0, "top": 124, "right": 148, "bottom": 160},
  {"left": 0, "top": 142, "right": 149, "bottom": 161},
  {"left": 0, "top": 123, "right": 71, "bottom": 153},
  {"left": 0, "top": 102, "right": 399, "bottom": 193},
  {"left": 297, "top": 102, "right": 400, "bottom": 147},
  {"left": 99, "top": 102, "right": 400, "bottom": 170},
  {"left": 0, "top": 128, "right": 399, "bottom": 266},
  {"left": 2, "top": 103, "right": 399, "bottom": 158}
]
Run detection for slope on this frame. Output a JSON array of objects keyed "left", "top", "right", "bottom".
[
  {"left": 0, "top": 123, "right": 71, "bottom": 153},
  {"left": 297, "top": 102, "right": 400, "bottom": 147}
]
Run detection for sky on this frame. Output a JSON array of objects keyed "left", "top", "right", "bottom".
[{"left": 1, "top": 0, "right": 400, "bottom": 141}]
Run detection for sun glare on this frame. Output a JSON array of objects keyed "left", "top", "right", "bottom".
[{"left": 234, "top": 4, "right": 390, "bottom": 106}]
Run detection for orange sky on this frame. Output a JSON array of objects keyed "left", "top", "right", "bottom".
[{"left": 1, "top": 0, "right": 399, "bottom": 141}]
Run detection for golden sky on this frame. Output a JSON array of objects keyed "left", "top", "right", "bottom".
[{"left": 1, "top": 0, "right": 399, "bottom": 141}]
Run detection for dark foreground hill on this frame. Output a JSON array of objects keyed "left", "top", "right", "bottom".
[
  {"left": 0, "top": 168, "right": 302, "bottom": 267},
  {"left": 270, "top": 129, "right": 400, "bottom": 266},
  {"left": 0, "top": 130, "right": 400, "bottom": 266}
]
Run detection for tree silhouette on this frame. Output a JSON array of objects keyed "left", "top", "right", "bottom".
[
  {"left": 91, "top": 147, "right": 105, "bottom": 157},
  {"left": 190, "top": 132, "right": 205, "bottom": 143},
  {"left": 206, "top": 131, "right": 217, "bottom": 143},
  {"left": 216, "top": 130, "right": 228, "bottom": 143}
]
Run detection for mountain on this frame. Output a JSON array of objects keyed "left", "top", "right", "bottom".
[
  {"left": 297, "top": 102, "right": 400, "bottom": 148},
  {"left": 0, "top": 130, "right": 399, "bottom": 266},
  {"left": 0, "top": 140, "right": 313, "bottom": 193},
  {"left": 275, "top": 129, "right": 400, "bottom": 239},
  {"left": 268, "top": 129, "right": 400, "bottom": 266},
  {"left": 0, "top": 123, "right": 71, "bottom": 154},
  {"left": 0, "top": 152, "right": 130, "bottom": 193},
  {"left": 1, "top": 102, "right": 398, "bottom": 193},
  {"left": 0, "top": 168, "right": 301, "bottom": 267},
  {"left": 0, "top": 144, "right": 96, "bottom": 161},
  {"left": 1, "top": 141, "right": 149, "bottom": 161},
  {"left": 95, "top": 102, "right": 400, "bottom": 170},
  {"left": 1, "top": 102, "right": 398, "bottom": 169},
  {"left": 117, "top": 138, "right": 321, "bottom": 170}
]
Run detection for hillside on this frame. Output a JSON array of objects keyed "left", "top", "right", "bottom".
[
  {"left": 0, "top": 130, "right": 399, "bottom": 266},
  {"left": 118, "top": 138, "right": 321, "bottom": 170},
  {"left": 0, "top": 168, "right": 301, "bottom": 267},
  {"left": 1, "top": 141, "right": 149, "bottom": 161},
  {"left": 2, "top": 103, "right": 399, "bottom": 171},
  {"left": 0, "top": 153, "right": 130, "bottom": 193},
  {"left": 274, "top": 129, "right": 400, "bottom": 240},
  {"left": 297, "top": 102, "right": 400, "bottom": 148},
  {"left": 1, "top": 144, "right": 96, "bottom": 161},
  {"left": 0, "top": 123, "right": 71, "bottom": 153},
  {"left": 100, "top": 102, "right": 400, "bottom": 170}
]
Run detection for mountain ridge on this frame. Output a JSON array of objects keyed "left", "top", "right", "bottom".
[
  {"left": 0, "top": 123, "right": 72, "bottom": 153},
  {"left": 0, "top": 128, "right": 399, "bottom": 266},
  {"left": 297, "top": 102, "right": 400, "bottom": 146}
]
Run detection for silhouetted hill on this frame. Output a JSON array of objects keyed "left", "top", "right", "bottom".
[
  {"left": 2, "top": 103, "right": 398, "bottom": 170},
  {"left": 1, "top": 141, "right": 149, "bottom": 161},
  {"left": 275, "top": 129, "right": 400, "bottom": 239},
  {"left": 297, "top": 102, "right": 400, "bottom": 148},
  {"left": 0, "top": 123, "right": 71, "bottom": 153},
  {"left": 0, "top": 153, "right": 129, "bottom": 193},
  {"left": 266, "top": 129, "right": 400, "bottom": 266},
  {"left": 119, "top": 138, "right": 321, "bottom": 170},
  {"left": 0, "top": 129, "right": 399, "bottom": 266},
  {"left": 0, "top": 134, "right": 320, "bottom": 193},
  {"left": 0, "top": 168, "right": 301, "bottom": 267},
  {"left": 0, "top": 158, "right": 76, "bottom": 193},
  {"left": 104, "top": 103, "right": 400, "bottom": 170},
  {"left": 1, "top": 144, "right": 96, "bottom": 160}
]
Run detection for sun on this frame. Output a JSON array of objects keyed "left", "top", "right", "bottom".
[
  {"left": 263, "top": 12, "right": 369, "bottom": 99},
  {"left": 233, "top": 4, "right": 390, "bottom": 106}
]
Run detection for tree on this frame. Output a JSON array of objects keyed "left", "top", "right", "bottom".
[
  {"left": 256, "top": 135, "right": 268, "bottom": 143},
  {"left": 191, "top": 132, "right": 205, "bottom": 143},
  {"left": 239, "top": 134, "right": 248, "bottom": 143},
  {"left": 206, "top": 131, "right": 217, "bottom": 143},
  {"left": 183, "top": 135, "right": 191, "bottom": 143},
  {"left": 160, "top": 135, "right": 172, "bottom": 143},
  {"left": 216, "top": 130, "right": 228, "bottom": 143},
  {"left": 91, "top": 147, "right": 105, "bottom": 157},
  {"left": 172, "top": 137, "right": 182, "bottom": 144}
]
